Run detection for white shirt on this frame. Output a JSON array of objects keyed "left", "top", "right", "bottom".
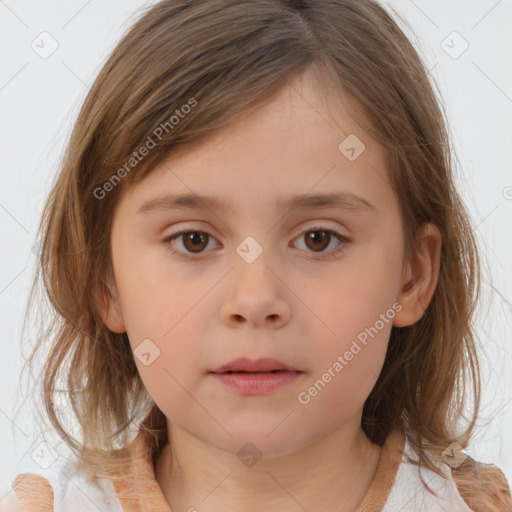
[{"left": 8, "top": 429, "right": 499, "bottom": 511}]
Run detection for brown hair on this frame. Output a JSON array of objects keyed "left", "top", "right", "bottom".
[{"left": 16, "top": 0, "right": 510, "bottom": 508}]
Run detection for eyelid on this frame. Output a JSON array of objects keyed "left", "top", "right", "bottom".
[{"left": 162, "top": 221, "right": 350, "bottom": 260}]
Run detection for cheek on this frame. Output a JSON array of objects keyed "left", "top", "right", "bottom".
[
  {"left": 112, "top": 236, "right": 227, "bottom": 418},
  {"left": 298, "top": 317, "right": 391, "bottom": 422},
  {"left": 130, "top": 336, "right": 198, "bottom": 422},
  {"left": 112, "top": 236, "right": 196, "bottom": 338},
  {"left": 341, "top": 233, "right": 403, "bottom": 324},
  {"left": 296, "top": 240, "right": 401, "bottom": 410},
  {"left": 305, "top": 246, "right": 401, "bottom": 344}
]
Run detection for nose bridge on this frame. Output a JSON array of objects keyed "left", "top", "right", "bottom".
[
  {"left": 219, "top": 202, "right": 288, "bottom": 282},
  {"left": 221, "top": 237, "right": 291, "bottom": 328},
  {"left": 229, "top": 227, "right": 286, "bottom": 290},
  {"left": 235, "top": 233, "right": 267, "bottom": 266}
]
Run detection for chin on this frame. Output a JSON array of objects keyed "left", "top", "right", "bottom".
[{"left": 211, "top": 427, "right": 312, "bottom": 461}]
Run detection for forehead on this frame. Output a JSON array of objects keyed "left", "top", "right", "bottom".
[{"left": 116, "top": 71, "right": 393, "bottom": 218}]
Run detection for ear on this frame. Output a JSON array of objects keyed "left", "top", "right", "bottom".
[
  {"left": 393, "top": 222, "right": 442, "bottom": 328},
  {"left": 94, "top": 275, "right": 126, "bottom": 334}
]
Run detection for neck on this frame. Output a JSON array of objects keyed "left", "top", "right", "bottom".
[{"left": 154, "top": 421, "right": 382, "bottom": 512}]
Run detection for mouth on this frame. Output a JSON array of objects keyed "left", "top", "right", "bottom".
[
  {"left": 210, "top": 357, "right": 302, "bottom": 374},
  {"left": 209, "top": 370, "right": 303, "bottom": 395},
  {"left": 208, "top": 358, "right": 304, "bottom": 395},
  {"left": 218, "top": 369, "right": 299, "bottom": 374}
]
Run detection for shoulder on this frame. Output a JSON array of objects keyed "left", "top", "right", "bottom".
[
  {"left": 451, "top": 456, "right": 512, "bottom": 512},
  {"left": 0, "top": 494, "right": 25, "bottom": 512},
  {"left": 1, "top": 473, "right": 53, "bottom": 512},
  {"left": 383, "top": 435, "right": 511, "bottom": 511},
  {"left": 6, "top": 458, "right": 123, "bottom": 512},
  {"left": 0, "top": 485, "right": 28, "bottom": 512},
  {"left": 382, "top": 438, "right": 472, "bottom": 511}
]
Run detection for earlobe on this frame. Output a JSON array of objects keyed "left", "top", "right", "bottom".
[
  {"left": 393, "top": 222, "right": 442, "bottom": 328},
  {"left": 94, "top": 278, "right": 126, "bottom": 334}
]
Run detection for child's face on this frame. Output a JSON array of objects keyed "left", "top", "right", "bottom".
[{"left": 102, "top": 72, "right": 411, "bottom": 456}]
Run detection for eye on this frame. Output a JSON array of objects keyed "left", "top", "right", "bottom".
[
  {"left": 293, "top": 227, "right": 348, "bottom": 256},
  {"left": 163, "top": 227, "right": 348, "bottom": 260},
  {"left": 163, "top": 231, "right": 219, "bottom": 260}
]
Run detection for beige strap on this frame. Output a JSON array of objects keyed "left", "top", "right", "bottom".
[
  {"left": 355, "top": 429, "right": 405, "bottom": 511},
  {"left": 452, "top": 457, "right": 512, "bottom": 512},
  {"left": 11, "top": 473, "right": 54, "bottom": 512},
  {"left": 110, "top": 429, "right": 172, "bottom": 511}
]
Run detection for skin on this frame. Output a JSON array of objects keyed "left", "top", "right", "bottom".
[{"left": 97, "top": 69, "right": 441, "bottom": 511}]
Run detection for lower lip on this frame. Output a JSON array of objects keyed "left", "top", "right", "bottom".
[{"left": 209, "top": 370, "right": 302, "bottom": 395}]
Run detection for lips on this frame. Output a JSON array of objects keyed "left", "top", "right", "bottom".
[
  {"left": 210, "top": 357, "right": 301, "bottom": 374},
  {"left": 209, "top": 357, "right": 304, "bottom": 395}
]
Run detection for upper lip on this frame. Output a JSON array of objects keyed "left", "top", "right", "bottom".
[{"left": 210, "top": 357, "right": 301, "bottom": 373}]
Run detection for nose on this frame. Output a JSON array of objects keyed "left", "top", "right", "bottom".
[{"left": 220, "top": 258, "right": 292, "bottom": 329}]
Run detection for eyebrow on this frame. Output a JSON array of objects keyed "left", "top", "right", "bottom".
[{"left": 136, "top": 191, "right": 378, "bottom": 216}]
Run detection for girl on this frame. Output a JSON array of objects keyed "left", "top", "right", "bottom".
[{"left": 3, "top": 0, "right": 511, "bottom": 510}]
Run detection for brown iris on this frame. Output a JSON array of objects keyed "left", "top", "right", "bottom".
[
  {"left": 182, "top": 232, "right": 209, "bottom": 253},
  {"left": 304, "top": 230, "right": 331, "bottom": 252}
]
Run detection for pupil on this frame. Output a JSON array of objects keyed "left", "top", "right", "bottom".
[
  {"left": 186, "top": 232, "right": 207, "bottom": 252},
  {"left": 308, "top": 231, "right": 329, "bottom": 251}
]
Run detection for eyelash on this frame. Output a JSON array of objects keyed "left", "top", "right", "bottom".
[{"left": 162, "top": 227, "right": 349, "bottom": 261}]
